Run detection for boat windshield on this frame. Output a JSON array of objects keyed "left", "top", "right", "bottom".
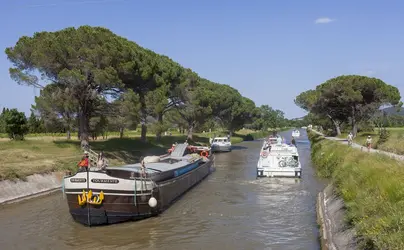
[
  {"left": 214, "top": 138, "right": 228, "bottom": 143},
  {"left": 268, "top": 138, "right": 278, "bottom": 144}
]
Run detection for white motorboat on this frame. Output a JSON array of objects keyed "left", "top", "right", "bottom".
[
  {"left": 210, "top": 137, "right": 232, "bottom": 152},
  {"left": 292, "top": 129, "right": 300, "bottom": 137},
  {"left": 257, "top": 135, "right": 302, "bottom": 178}
]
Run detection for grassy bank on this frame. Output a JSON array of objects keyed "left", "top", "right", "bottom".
[
  {"left": 0, "top": 129, "right": 273, "bottom": 181},
  {"left": 309, "top": 132, "right": 404, "bottom": 249},
  {"left": 338, "top": 127, "right": 404, "bottom": 155}
]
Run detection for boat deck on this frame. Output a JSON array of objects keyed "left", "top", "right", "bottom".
[{"left": 107, "top": 157, "right": 201, "bottom": 173}]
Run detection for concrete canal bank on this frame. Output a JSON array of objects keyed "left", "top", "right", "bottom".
[
  {"left": 310, "top": 130, "right": 404, "bottom": 250},
  {"left": 0, "top": 171, "right": 65, "bottom": 205},
  {"left": 316, "top": 184, "right": 356, "bottom": 250}
]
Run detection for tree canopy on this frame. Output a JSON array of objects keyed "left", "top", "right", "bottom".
[
  {"left": 295, "top": 75, "right": 401, "bottom": 135},
  {"left": 5, "top": 25, "right": 294, "bottom": 145}
]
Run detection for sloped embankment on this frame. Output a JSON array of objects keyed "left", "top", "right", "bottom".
[
  {"left": 0, "top": 172, "right": 65, "bottom": 205},
  {"left": 310, "top": 132, "right": 404, "bottom": 249}
]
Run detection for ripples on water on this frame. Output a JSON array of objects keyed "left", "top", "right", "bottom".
[{"left": 0, "top": 130, "right": 325, "bottom": 250}]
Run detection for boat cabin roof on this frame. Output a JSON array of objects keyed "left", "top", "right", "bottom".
[
  {"left": 107, "top": 156, "right": 201, "bottom": 174},
  {"left": 264, "top": 144, "right": 298, "bottom": 155},
  {"left": 107, "top": 143, "right": 202, "bottom": 174},
  {"left": 213, "top": 137, "right": 229, "bottom": 140}
]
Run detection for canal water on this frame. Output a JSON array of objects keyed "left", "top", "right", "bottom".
[{"left": 0, "top": 130, "right": 326, "bottom": 250}]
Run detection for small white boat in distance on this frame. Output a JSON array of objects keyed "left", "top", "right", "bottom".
[
  {"left": 292, "top": 129, "right": 300, "bottom": 138},
  {"left": 257, "top": 135, "right": 302, "bottom": 178},
  {"left": 210, "top": 137, "right": 232, "bottom": 152}
]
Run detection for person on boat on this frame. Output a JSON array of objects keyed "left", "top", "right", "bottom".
[
  {"left": 291, "top": 137, "right": 296, "bottom": 146},
  {"left": 96, "top": 152, "right": 106, "bottom": 170},
  {"left": 347, "top": 132, "right": 353, "bottom": 146},
  {"left": 276, "top": 136, "right": 282, "bottom": 144},
  {"left": 77, "top": 151, "right": 89, "bottom": 171},
  {"left": 366, "top": 136, "right": 372, "bottom": 152}
]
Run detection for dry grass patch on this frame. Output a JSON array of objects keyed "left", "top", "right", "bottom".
[{"left": 0, "top": 140, "right": 81, "bottom": 180}]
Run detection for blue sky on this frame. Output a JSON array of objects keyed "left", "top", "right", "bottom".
[{"left": 1, "top": 0, "right": 404, "bottom": 118}]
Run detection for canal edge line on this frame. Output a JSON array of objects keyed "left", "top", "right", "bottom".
[
  {"left": 317, "top": 191, "right": 328, "bottom": 250},
  {"left": 317, "top": 185, "right": 338, "bottom": 250},
  {"left": 316, "top": 184, "right": 357, "bottom": 250}
]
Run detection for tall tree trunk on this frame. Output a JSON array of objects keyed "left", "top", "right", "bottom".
[
  {"left": 139, "top": 93, "right": 147, "bottom": 142},
  {"left": 119, "top": 127, "right": 124, "bottom": 138},
  {"left": 334, "top": 121, "right": 341, "bottom": 136},
  {"left": 187, "top": 122, "right": 194, "bottom": 140},
  {"left": 66, "top": 130, "right": 71, "bottom": 140},
  {"left": 155, "top": 113, "right": 163, "bottom": 141},
  {"left": 77, "top": 118, "right": 81, "bottom": 140},
  {"left": 327, "top": 114, "right": 341, "bottom": 136},
  {"left": 79, "top": 105, "right": 90, "bottom": 149},
  {"left": 351, "top": 107, "right": 358, "bottom": 137}
]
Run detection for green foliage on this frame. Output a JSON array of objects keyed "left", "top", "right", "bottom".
[
  {"left": 5, "top": 25, "right": 288, "bottom": 145},
  {"left": 295, "top": 75, "right": 401, "bottom": 136},
  {"left": 27, "top": 112, "right": 45, "bottom": 133},
  {"left": 2, "top": 109, "right": 29, "bottom": 140},
  {"left": 252, "top": 105, "right": 286, "bottom": 131},
  {"left": 0, "top": 107, "right": 8, "bottom": 133},
  {"left": 6, "top": 26, "right": 126, "bottom": 145},
  {"left": 377, "top": 128, "right": 390, "bottom": 146},
  {"left": 309, "top": 132, "right": 404, "bottom": 249}
]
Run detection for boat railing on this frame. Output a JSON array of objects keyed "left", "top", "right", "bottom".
[
  {"left": 132, "top": 176, "right": 156, "bottom": 206},
  {"left": 84, "top": 147, "right": 109, "bottom": 168}
]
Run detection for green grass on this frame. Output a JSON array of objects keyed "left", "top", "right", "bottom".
[
  {"left": 337, "top": 127, "right": 404, "bottom": 155},
  {"left": 310, "top": 132, "right": 404, "bottom": 249},
  {"left": 0, "top": 129, "right": 272, "bottom": 181}
]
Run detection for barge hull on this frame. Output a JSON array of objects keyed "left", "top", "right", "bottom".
[{"left": 65, "top": 158, "right": 214, "bottom": 226}]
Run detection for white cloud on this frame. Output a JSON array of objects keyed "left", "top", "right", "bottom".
[
  {"left": 314, "top": 17, "right": 335, "bottom": 24},
  {"left": 364, "top": 70, "right": 375, "bottom": 76}
]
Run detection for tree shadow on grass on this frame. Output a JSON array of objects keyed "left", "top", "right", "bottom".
[{"left": 359, "top": 132, "right": 376, "bottom": 137}]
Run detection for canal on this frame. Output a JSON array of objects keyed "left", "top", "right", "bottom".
[{"left": 0, "top": 130, "right": 326, "bottom": 250}]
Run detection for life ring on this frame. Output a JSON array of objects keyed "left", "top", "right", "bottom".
[
  {"left": 200, "top": 151, "right": 209, "bottom": 157},
  {"left": 260, "top": 151, "right": 269, "bottom": 158}
]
